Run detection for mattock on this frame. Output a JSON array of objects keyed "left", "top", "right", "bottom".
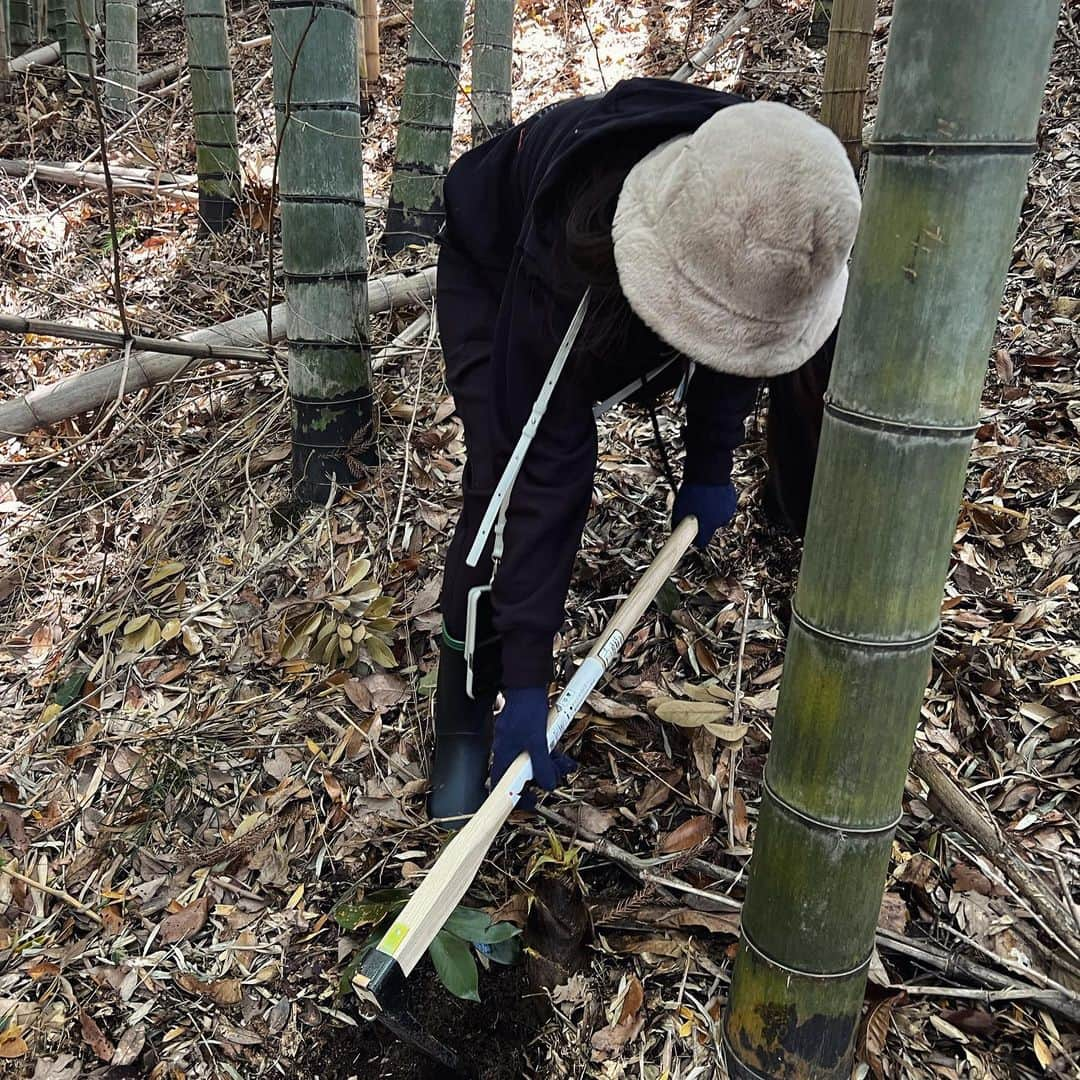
[{"left": 353, "top": 516, "right": 699, "bottom": 1072}]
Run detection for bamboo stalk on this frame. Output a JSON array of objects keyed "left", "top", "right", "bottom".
[
  {"left": 819, "top": 0, "right": 875, "bottom": 170},
  {"left": 184, "top": 0, "right": 241, "bottom": 231},
  {"left": 64, "top": 0, "right": 92, "bottom": 79},
  {"left": 0, "top": 3, "right": 10, "bottom": 91},
  {"left": 103, "top": 0, "right": 135, "bottom": 112},
  {"left": 271, "top": 0, "right": 374, "bottom": 504},
  {"left": 723, "top": 3, "right": 1061, "bottom": 1077},
  {"left": 362, "top": 0, "right": 379, "bottom": 94},
  {"left": 382, "top": 0, "right": 466, "bottom": 253},
  {"left": 9, "top": 0, "right": 33, "bottom": 52},
  {"left": 46, "top": 0, "right": 62, "bottom": 51},
  {"left": 0, "top": 266, "right": 435, "bottom": 435},
  {"left": 470, "top": 0, "right": 513, "bottom": 144},
  {"left": 808, "top": 0, "right": 832, "bottom": 46}
]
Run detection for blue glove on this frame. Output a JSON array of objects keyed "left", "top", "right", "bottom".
[
  {"left": 673, "top": 481, "right": 737, "bottom": 548},
  {"left": 490, "top": 687, "right": 576, "bottom": 797}
]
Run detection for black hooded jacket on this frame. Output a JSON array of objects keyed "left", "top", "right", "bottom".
[{"left": 439, "top": 78, "right": 759, "bottom": 688}]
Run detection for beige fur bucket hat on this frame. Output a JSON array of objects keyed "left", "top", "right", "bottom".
[{"left": 612, "top": 100, "right": 861, "bottom": 378}]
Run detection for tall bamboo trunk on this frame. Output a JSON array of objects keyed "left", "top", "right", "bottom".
[
  {"left": 471, "top": 0, "right": 513, "bottom": 144},
  {"left": 0, "top": 4, "right": 10, "bottom": 90},
  {"left": 183, "top": 0, "right": 241, "bottom": 231},
  {"left": 723, "top": 2, "right": 1060, "bottom": 1078},
  {"left": 271, "top": 0, "right": 374, "bottom": 504},
  {"left": 47, "top": 0, "right": 64, "bottom": 49},
  {"left": 64, "top": 0, "right": 93, "bottom": 78},
  {"left": 819, "top": 0, "right": 875, "bottom": 170},
  {"left": 382, "top": 0, "right": 466, "bottom": 253},
  {"left": 103, "top": 0, "right": 135, "bottom": 112},
  {"left": 9, "top": 0, "right": 33, "bottom": 52},
  {"left": 808, "top": 0, "right": 832, "bottom": 46},
  {"left": 361, "top": 0, "right": 379, "bottom": 96}
]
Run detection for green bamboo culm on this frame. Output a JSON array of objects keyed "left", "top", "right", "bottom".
[
  {"left": 103, "top": 0, "right": 136, "bottom": 113},
  {"left": 48, "top": 0, "right": 65, "bottom": 50},
  {"left": 819, "top": 0, "right": 875, "bottom": 171},
  {"left": 8, "top": 0, "right": 33, "bottom": 53},
  {"left": 64, "top": 0, "right": 93, "bottom": 79},
  {"left": 471, "top": 0, "right": 513, "bottom": 145},
  {"left": 184, "top": 0, "right": 241, "bottom": 232},
  {"left": 0, "top": 4, "right": 9, "bottom": 90},
  {"left": 723, "top": 3, "right": 1060, "bottom": 1078},
  {"left": 382, "top": 0, "right": 466, "bottom": 253},
  {"left": 271, "top": 0, "right": 374, "bottom": 504},
  {"left": 808, "top": 0, "right": 832, "bottom": 46}
]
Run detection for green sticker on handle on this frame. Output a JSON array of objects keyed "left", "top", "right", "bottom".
[{"left": 383, "top": 920, "right": 409, "bottom": 956}]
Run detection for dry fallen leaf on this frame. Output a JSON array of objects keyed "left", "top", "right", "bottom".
[
  {"left": 158, "top": 896, "right": 210, "bottom": 944},
  {"left": 659, "top": 814, "right": 713, "bottom": 854},
  {"left": 175, "top": 973, "right": 242, "bottom": 1007},
  {"left": 79, "top": 1010, "right": 114, "bottom": 1062}
]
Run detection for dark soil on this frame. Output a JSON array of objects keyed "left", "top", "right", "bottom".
[{"left": 296, "top": 960, "right": 548, "bottom": 1080}]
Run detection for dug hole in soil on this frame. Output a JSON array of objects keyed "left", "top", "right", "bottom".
[{"left": 297, "top": 961, "right": 546, "bottom": 1080}]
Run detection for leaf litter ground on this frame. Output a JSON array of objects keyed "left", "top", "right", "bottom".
[{"left": 1, "top": 2, "right": 1078, "bottom": 1078}]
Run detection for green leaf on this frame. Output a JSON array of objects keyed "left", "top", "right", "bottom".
[
  {"left": 654, "top": 580, "right": 681, "bottom": 617},
  {"left": 443, "top": 906, "right": 521, "bottom": 945},
  {"left": 476, "top": 936, "right": 521, "bottom": 967},
  {"left": 429, "top": 930, "right": 480, "bottom": 1002},
  {"left": 52, "top": 669, "right": 88, "bottom": 708},
  {"left": 333, "top": 888, "right": 410, "bottom": 930}
]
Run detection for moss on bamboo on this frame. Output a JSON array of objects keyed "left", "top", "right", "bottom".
[
  {"left": 383, "top": 0, "right": 466, "bottom": 252},
  {"left": 723, "top": 2, "right": 1060, "bottom": 1076}
]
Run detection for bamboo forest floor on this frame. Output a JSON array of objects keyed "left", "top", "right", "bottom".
[{"left": 0, "top": 2, "right": 1078, "bottom": 1077}]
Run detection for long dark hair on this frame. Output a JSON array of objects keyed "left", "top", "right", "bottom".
[{"left": 561, "top": 158, "right": 832, "bottom": 538}]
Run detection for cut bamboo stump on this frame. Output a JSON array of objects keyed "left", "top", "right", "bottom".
[{"left": 0, "top": 266, "right": 436, "bottom": 435}]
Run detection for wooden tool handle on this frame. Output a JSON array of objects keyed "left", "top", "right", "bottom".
[{"left": 356, "top": 517, "right": 698, "bottom": 989}]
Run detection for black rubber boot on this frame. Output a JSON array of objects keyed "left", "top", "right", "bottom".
[{"left": 428, "top": 638, "right": 494, "bottom": 829}]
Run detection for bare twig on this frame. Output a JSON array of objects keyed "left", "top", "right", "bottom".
[
  {"left": 74, "top": 2, "right": 130, "bottom": 338},
  {"left": 1, "top": 862, "right": 104, "bottom": 925}
]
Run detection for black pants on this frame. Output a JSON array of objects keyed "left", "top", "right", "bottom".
[{"left": 436, "top": 244, "right": 504, "bottom": 644}]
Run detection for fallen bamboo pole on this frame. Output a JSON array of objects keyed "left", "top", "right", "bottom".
[
  {"left": 0, "top": 313, "right": 268, "bottom": 363},
  {"left": 137, "top": 61, "right": 183, "bottom": 90},
  {"left": 0, "top": 266, "right": 437, "bottom": 435},
  {"left": 10, "top": 38, "right": 61, "bottom": 72},
  {"left": 0, "top": 157, "right": 197, "bottom": 198}
]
